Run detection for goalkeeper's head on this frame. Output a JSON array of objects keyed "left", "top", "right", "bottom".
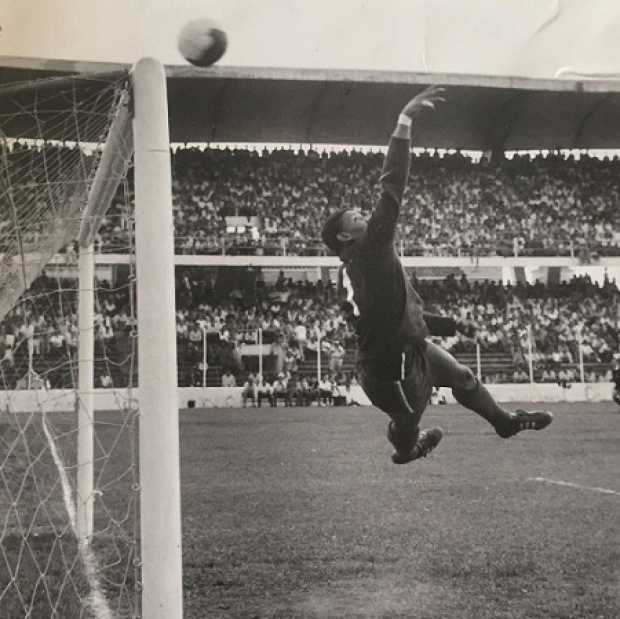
[{"left": 322, "top": 208, "right": 368, "bottom": 256}]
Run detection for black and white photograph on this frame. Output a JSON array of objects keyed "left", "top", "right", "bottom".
[{"left": 0, "top": 1, "right": 619, "bottom": 617}]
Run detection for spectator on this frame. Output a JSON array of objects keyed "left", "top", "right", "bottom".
[
  {"left": 241, "top": 375, "right": 258, "bottom": 407},
  {"left": 283, "top": 348, "right": 299, "bottom": 374},
  {"left": 272, "top": 373, "right": 289, "bottom": 406},
  {"left": 513, "top": 368, "right": 530, "bottom": 383},
  {"left": 221, "top": 370, "right": 236, "bottom": 387},
  {"left": 287, "top": 373, "right": 304, "bottom": 406},
  {"left": 256, "top": 375, "right": 273, "bottom": 407},
  {"left": 294, "top": 321, "right": 308, "bottom": 360},
  {"left": 557, "top": 368, "right": 572, "bottom": 389},
  {"left": 319, "top": 374, "right": 333, "bottom": 406},
  {"left": 328, "top": 341, "right": 345, "bottom": 374}
]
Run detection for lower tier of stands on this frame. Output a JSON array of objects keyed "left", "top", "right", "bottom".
[{"left": 0, "top": 339, "right": 611, "bottom": 391}]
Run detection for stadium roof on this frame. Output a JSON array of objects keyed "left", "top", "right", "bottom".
[{"left": 2, "top": 56, "right": 620, "bottom": 150}]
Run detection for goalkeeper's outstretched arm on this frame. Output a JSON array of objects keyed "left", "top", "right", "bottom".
[{"left": 366, "top": 85, "right": 445, "bottom": 247}]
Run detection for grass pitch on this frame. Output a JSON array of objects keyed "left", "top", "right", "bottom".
[
  {"left": 180, "top": 401, "right": 620, "bottom": 619},
  {"left": 2, "top": 401, "right": 618, "bottom": 618}
]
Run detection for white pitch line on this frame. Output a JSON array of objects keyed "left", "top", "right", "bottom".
[
  {"left": 41, "top": 413, "right": 114, "bottom": 619},
  {"left": 528, "top": 477, "right": 620, "bottom": 497}
]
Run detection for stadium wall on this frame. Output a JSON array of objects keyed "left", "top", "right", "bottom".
[
  {"left": 0, "top": 383, "right": 613, "bottom": 413},
  {"left": 90, "top": 254, "right": 620, "bottom": 268}
]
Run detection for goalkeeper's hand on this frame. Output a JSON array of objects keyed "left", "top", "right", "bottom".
[{"left": 400, "top": 85, "right": 446, "bottom": 119}]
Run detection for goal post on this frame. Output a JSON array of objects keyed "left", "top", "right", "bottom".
[
  {"left": 77, "top": 88, "right": 133, "bottom": 544},
  {"left": 0, "top": 58, "right": 183, "bottom": 618},
  {"left": 132, "top": 56, "right": 184, "bottom": 619}
]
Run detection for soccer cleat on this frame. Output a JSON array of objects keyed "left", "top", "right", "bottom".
[
  {"left": 387, "top": 421, "right": 443, "bottom": 464},
  {"left": 495, "top": 409, "right": 554, "bottom": 438}
]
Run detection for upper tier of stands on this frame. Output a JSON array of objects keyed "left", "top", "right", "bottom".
[
  {"left": 6, "top": 142, "right": 617, "bottom": 258},
  {"left": 140, "top": 147, "right": 620, "bottom": 257}
]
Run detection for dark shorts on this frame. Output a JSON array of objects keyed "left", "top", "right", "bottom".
[{"left": 358, "top": 342, "right": 433, "bottom": 417}]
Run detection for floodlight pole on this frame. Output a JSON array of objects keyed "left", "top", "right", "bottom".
[{"left": 132, "top": 57, "right": 183, "bottom": 619}]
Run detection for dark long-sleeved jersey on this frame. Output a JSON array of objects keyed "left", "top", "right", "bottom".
[{"left": 338, "top": 134, "right": 456, "bottom": 365}]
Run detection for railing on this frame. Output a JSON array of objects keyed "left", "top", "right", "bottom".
[
  {"left": 80, "top": 213, "right": 620, "bottom": 258},
  {"left": 0, "top": 333, "right": 613, "bottom": 391},
  {"left": 174, "top": 330, "right": 614, "bottom": 388}
]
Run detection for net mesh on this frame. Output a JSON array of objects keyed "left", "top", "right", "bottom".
[{"left": 0, "top": 72, "right": 140, "bottom": 618}]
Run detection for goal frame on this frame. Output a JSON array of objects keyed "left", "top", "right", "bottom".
[
  {"left": 76, "top": 57, "right": 183, "bottom": 618},
  {"left": 131, "top": 56, "right": 183, "bottom": 619}
]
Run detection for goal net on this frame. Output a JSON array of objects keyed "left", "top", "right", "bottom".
[{"left": 0, "top": 61, "right": 182, "bottom": 618}]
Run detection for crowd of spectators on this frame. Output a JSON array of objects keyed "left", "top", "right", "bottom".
[
  {"left": 174, "top": 270, "right": 355, "bottom": 387},
  {"left": 4, "top": 142, "right": 619, "bottom": 259},
  {"left": 3, "top": 269, "right": 615, "bottom": 389},
  {"left": 2, "top": 140, "right": 618, "bottom": 395},
  {"left": 237, "top": 371, "right": 357, "bottom": 408},
  {"left": 418, "top": 273, "right": 619, "bottom": 381},
  {"left": 92, "top": 146, "right": 620, "bottom": 258},
  {"left": 0, "top": 270, "right": 620, "bottom": 386},
  {"left": 8, "top": 271, "right": 620, "bottom": 387},
  {"left": 0, "top": 272, "right": 135, "bottom": 389}
]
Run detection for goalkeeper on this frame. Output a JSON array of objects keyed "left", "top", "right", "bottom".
[{"left": 321, "top": 86, "right": 553, "bottom": 464}]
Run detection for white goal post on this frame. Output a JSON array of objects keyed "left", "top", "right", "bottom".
[
  {"left": 131, "top": 57, "right": 184, "bottom": 619},
  {"left": 77, "top": 88, "right": 133, "bottom": 545}
]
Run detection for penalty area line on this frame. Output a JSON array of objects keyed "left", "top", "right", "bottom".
[{"left": 528, "top": 477, "right": 620, "bottom": 497}]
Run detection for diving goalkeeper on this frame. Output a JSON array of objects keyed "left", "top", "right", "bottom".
[{"left": 321, "top": 86, "right": 553, "bottom": 464}]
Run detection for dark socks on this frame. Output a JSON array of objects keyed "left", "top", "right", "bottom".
[{"left": 452, "top": 379, "right": 512, "bottom": 431}]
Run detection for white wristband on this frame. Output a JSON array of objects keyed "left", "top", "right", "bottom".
[{"left": 397, "top": 113, "right": 412, "bottom": 127}]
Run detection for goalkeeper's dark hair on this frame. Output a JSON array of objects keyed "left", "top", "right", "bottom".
[{"left": 321, "top": 209, "right": 348, "bottom": 255}]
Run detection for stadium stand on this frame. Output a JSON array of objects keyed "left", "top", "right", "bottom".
[
  {"left": 1, "top": 144, "right": 617, "bottom": 392},
  {"left": 4, "top": 142, "right": 618, "bottom": 258},
  {"left": 74, "top": 144, "right": 620, "bottom": 258},
  {"left": 1, "top": 271, "right": 617, "bottom": 390}
]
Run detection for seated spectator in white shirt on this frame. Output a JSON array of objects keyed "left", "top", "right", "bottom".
[
  {"left": 100, "top": 373, "right": 113, "bottom": 388},
  {"left": 256, "top": 375, "right": 273, "bottom": 407},
  {"left": 557, "top": 368, "right": 572, "bottom": 388},
  {"left": 272, "top": 374, "right": 289, "bottom": 406},
  {"left": 241, "top": 375, "right": 258, "bottom": 407},
  {"left": 221, "top": 370, "right": 236, "bottom": 387},
  {"left": 319, "top": 375, "right": 333, "bottom": 406},
  {"left": 328, "top": 342, "right": 345, "bottom": 374}
]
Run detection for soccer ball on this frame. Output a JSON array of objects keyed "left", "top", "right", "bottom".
[{"left": 178, "top": 19, "right": 227, "bottom": 67}]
